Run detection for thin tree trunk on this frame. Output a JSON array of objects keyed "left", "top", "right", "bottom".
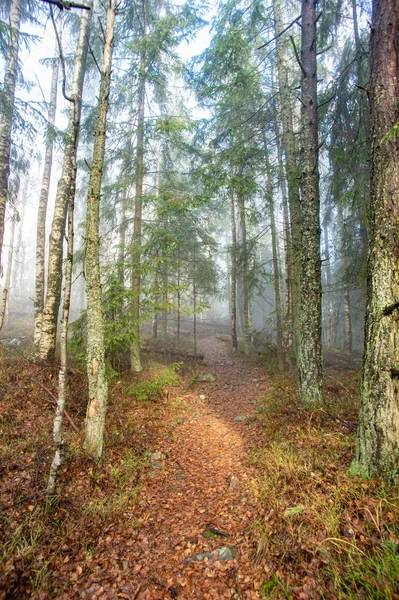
[
  {"left": 34, "top": 36, "right": 61, "bottom": 347},
  {"left": 267, "top": 165, "right": 283, "bottom": 369},
  {"left": 130, "top": 5, "right": 147, "bottom": 373},
  {"left": 0, "top": 186, "right": 18, "bottom": 331},
  {"left": 343, "top": 287, "right": 352, "bottom": 353},
  {"left": 230, "top": 181, "right": 238, "bottom": 351},
  {"left": 275, "top": 116, "right": 294, "bottom": 357},
  {"left": 323, "top": 222, "right": 332, "bottom": 348},
  {"left": 356, "top": 0, "right": 399, "bottom": 481},
  {"left": 297, "top": 0, "right": 323, "bottom": 404},
  {"left": 11, "top": 175, "right": 28, "bottom": 299},
  {"left": 47, "top": 175, "right": 75, "bottom": 495},
  {"left": 84, "top": 0, "right": 116, "bottom": 458},
  {"left": 230, "top": 182, "right": 238, "bottom": 351},
  {"left": 193, "top": 242, "right": 197, "bottom": 355},
  {"left": 0, "top": 0, "right": 21, "bottom": 273},
  {"left": 39, "top": 2, "right": 93, "bottom": 362},
  {"left": 238, "top": 193, "right": 250, "bottom": 354},
  {"left": 273, "top": 0, "right": 301, "bottom": 352}
]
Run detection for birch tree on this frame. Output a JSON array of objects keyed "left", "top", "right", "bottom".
[
  {"left": 84, "top": 0, "right": 116, "bottom": 458},
  {"left": 38, "top": 1, "right": 93, "bottom": 362},
  {"left": 34, "top": 33, "right": 60, "bottom": 347}
]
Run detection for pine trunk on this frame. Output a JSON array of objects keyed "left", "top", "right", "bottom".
[
  {"left": 0, "top": 0, "right": 21, "bottom": 272},
  {"left": 84, "top": 0, "right": 115, "bottom": 458},
  {"left": 273, "top": 0, "right": 301, "bottom": 352},
  {"left": 34, "top": 37, "right": 60, "bottom": 347},
  {"left": 297, "top": 0, "right": 323, "bottom": 404},
  {"left": 356, "top": 0, "right": 399, "bottom": 482},
  {"left": 230, "top": 182, "right": 238, "bottom": 351},
  {"left": 130, "top": 11, "right": 147, "bottom": 373},
  {"left": 39, "top": 3, "right": 93, "bottom": 362},
  {"left": 238, "top": 193, "right": 250, "bottom": 354},
  {"left": 275, "top": 116, "right": 294, "bottom": 357}
]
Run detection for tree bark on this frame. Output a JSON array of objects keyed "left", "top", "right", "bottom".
[
  {"left": 0, "top": 0, "right": 21, "bottom": 273},
  {"left": 237, "top": 193, "right": 250, "bottom": 354},
  {"left": 34, "top": 35, "right": 61, "bottom": 348},
  {"left": 267, "top": 159, "right": 284, "bottom": 368},
  {"left": 275, "top": 115, "right": 294, "bottom": 357},
  {"left": 130, "top": 5, "right": 147, "bottom": 373},
  {"left": 356, "top": 0, "right": 399, "bottom": 482},
  {"left": 0, "top": 183, "right": 18, "bottom": 331},
  {"left": 273, "top": 0, "right": 301, "bottom": 352},
  {"left": 229, "top": 179, "right": 238, "bottom": 351},
  {"left": 323, "top": 222, "right": 332, "bottom": 348},
  {"left": 39, "top": 2, "right": 93, "bottom": 362},
  {"left": 84, "top": 0, "right": 115, "bottom": 458},
  {"left": 297, "top": 0, "right": 323, "bottom": 404},
  {"left": 47, "top": 168, "right": 75, "bottom": 495}
]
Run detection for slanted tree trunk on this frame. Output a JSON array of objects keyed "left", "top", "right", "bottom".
[
  {"left": 34, "top": 37, "right": 60, "bottom": 348},
  {"left": 297, "top": 0, "right": 323, "bottom": 404},
  {"left": 230, "top": 180, "right": 238, "bottom": 351},
  {"left": 39, "top": 2, "right": 93, "bottom": 362},
  {"left": 130, "top": 9, "right": 147, "bottom": 373},
  {"left": 84, "top": 0, "right": 116, "bottom": 458},
  {"left": 0, "top": 0, "right": 21, "bottom": 273},
  {"left": 356, "top": 0, "right": 399, "bottom": 482},
  {"left": 273, "top": 0, "right": 301, "bottom": 352}
]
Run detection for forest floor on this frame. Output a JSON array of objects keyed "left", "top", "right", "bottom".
[{"left": 1, "top": 326, "right": 399, "bottom": 599}]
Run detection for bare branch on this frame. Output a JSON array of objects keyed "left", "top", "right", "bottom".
[
  {"left": 49, "top": 6, "right": 74, "bottom": 103},
  {"left": 290, "top": 36, "right": 306, "bottom": 76},
  {"left": 40, "top": 0, "right": 91, "bottom": 10},
  {"left": 256, "top": 15, "right": 301, "bottom": 50}
]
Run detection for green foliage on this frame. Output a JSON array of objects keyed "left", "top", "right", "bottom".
[{"left": 125, "top": 363, "right": 181, "bottom": 401}]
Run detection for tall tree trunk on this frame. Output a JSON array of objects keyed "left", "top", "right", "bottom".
[
  {"left": 230, "top": 181, "right": 238, "bottom": 351},
  {"left": 84, "top": 0, "right": 115, "bottom": 458},
  {"left": 275, "top": 116, "right": 294, "bottom": 357},
  {"left": 34, "top": 37, "right": 61, "bottom": 347},
  {"left": 130, "top": 7, "right": 147, "bottom": 373},
  {"left": 343, "top": 287, "right": 352, "bottom": 353},
  {"left": 39, "top": 2, "right": 93, "bottom": 362},
  {"left": 12, "top": 175, "right": 28, "bottom": 299},
  {"left": 47, "top": 173, "right": 75, "bottom": 495},
  {"left": 273, "top": 0, "right": 301, "bottom": 352},
  {"left": 193, "top": 241, "right": 197, "bottom": 355},
  {"left": 267, "top": 163, "right": 283, "bottom": 368},
  {"left": 0, "top": 184, "right": 18, "bottom": 331},
  {"left": 356, "top": 0, "right": 399, "bottom": 482},
  {"left": 238, "top": 193, "right": 250, "bottom": 354},
  {"left": 323, "top": 222, "right": 332, "bottom": 348},
  {"left": 297, "top": 0, "right": 323, "bottom": 404},
  {"left": 0, "top": 0, "right": 21, "bottom": 273}
]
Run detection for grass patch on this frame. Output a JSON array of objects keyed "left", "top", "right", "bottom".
[{"left": 125, "top": 363, "right": 180, "bottom": 401}]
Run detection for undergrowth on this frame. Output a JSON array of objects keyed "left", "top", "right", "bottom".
[
  {"left": 125, "top": 362, "right": 181, "bottom": 401},
  {"left": 252, "top": 366, "right": 399, "bottom": 599}
]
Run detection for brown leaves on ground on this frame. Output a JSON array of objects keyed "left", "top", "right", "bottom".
[{"left": 0, "top": 341, "right": 398, "bottom": 600}]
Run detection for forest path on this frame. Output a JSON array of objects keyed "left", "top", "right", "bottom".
[{"left": 127, "top": 337, "right": 269, "bottom": 600}]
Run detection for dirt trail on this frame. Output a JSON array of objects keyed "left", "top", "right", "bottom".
[{"left": 121, "top": 337, "right": 268, "bottom": 600}]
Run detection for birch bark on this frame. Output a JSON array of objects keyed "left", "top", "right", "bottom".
[
  {"left": 34, "top": 35, "right": 61, "bottom": 348},
  {"left": 84, "top": 0, "right": 116, "bottom": 458},
  {"left": 39, "top": 2, "right": 93, "bottom": 362}
]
